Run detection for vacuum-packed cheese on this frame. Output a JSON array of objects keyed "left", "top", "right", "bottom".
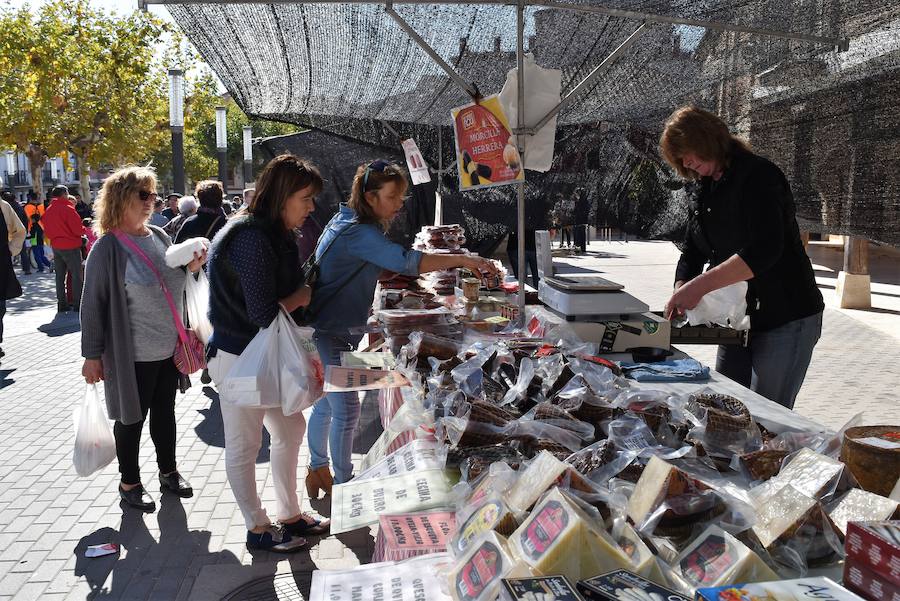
[
  {"left": 450, "top": 497, "right": 520, "bottom": 556},
  {"left": 509, "top": 487, "right": 630, "bottom": 582},
  {"left": 506, "top": 451, "right": 569, "bottom": 513},
  {"left": 752, "top": 484, "right": 820, "bottom": 549},
  {"left": 829, "top": 488, "right": 900, "bottom": 536},
  {"left": 448, "top": 531, "right": 531, "bottom": 601},
  {"left": 613, "top": 522, "right": 667, "bottom": 585},
  {"left": 766, "top": 447, "right": 844, "bottom": 500},
  {"left": 626, "top": 455, "right": 710, "bottom": 528},
  {"left": 676, "top": 525, "right": 779, "bottom": 589}
]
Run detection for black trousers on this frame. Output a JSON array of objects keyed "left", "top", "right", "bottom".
[{"left": 114, "top": 358, "right": 179, "bottom": 485}]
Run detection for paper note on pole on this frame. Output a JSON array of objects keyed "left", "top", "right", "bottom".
[
  {"left": 324, "top": 366, "right": 410, "bottom": 392},
  {"left": 309, "top": 554, "right": 453, "bottom": 601},
  {"left": 330, "top": 468, "right": 454, "bottom": 534},
  {"left": 354, "top": 439, "right": 446, "bottom": 482},
  {"left": 402, "top": 138, "right": 431, "bottom": 185},
  {"left": 499, "top": 53, "right": 561, "bottom": 173},
  {"left": 451, "top": 94, "right": 524, "bottom": 191}
]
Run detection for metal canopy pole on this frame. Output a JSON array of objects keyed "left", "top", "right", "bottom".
[
  {"left": 385, "top": 2, "right": 480, "bottom": 100},
  {"left": 515, "top": 0, "right": 526, "bottom": 321},
  {"left": 142, "top": 0, "right": 848, "bottom": 51},
  {"left": 526, "top": 23, "right": 646, "bottom": 135}
]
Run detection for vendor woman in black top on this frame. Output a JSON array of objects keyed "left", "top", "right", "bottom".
[{"left": 660, "top": 106, "right": 824, "bottom": 410}]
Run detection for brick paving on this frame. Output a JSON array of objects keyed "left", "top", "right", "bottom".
[{"left": 0, "top": 238, "right": 897, "bottom": 600}]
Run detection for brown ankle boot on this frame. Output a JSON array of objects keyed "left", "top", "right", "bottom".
[{"left": 305, "top": 466, "right": 333, "bottom": 498}]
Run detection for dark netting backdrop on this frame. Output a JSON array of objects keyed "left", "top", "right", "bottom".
[{"left": 165, "top": 1, "right": 900, "bottom": 248}]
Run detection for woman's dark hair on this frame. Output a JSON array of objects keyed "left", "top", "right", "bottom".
[
  {"left": 660, "top": 105, "right": 751, "bottom": 179},
  {"left": 348, "top": 159, "right": 408, "bottom": 228},
  {"left": 248, "top": 154, "right": 323, "bottom": 229},
  {"left": 194, "top": 179, "right": 224, "bottom": 209}
]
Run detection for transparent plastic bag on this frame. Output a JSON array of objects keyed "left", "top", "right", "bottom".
[
  {"left": 500, "top": 357, "right": 534, "bottom": 406},
  {"left": 73, "top": 384, "right": 117, "bottom": 477},
  {"left": 278, "top": 311, "right": 325, "bottom": 416},
  {"left": 683, "top": 281, "right": 751, "bottom": 330},
  {"left": 184, "top": 269, "right": 213, "bottom": 345}
]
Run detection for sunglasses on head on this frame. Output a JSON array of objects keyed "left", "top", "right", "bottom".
[
  {"left": 138, "top": 190, "right": 158, "bottom": 202},
  {"left": 362, "top": 159, "right": 392, "bottom": 191}
]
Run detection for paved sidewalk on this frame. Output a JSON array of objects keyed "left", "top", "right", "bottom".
[{"left": 0, "top": 238, "right": 897, "bottom": 600}]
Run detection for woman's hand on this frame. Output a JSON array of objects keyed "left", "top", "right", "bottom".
[
  {"left": 464, "top": 256, "right": 500, "bottom": 280},
  {"left": 664, "top": 277, "right": 708, "bottom": 320},
  {"left": 187, "top": 248, "right": 207, "bottom": 273},
  {"left": 279, "top": 284, "right": 312, "bottom": 313},
  {"left": 83, "top": 359, "right": 104, "bottom": 384}
]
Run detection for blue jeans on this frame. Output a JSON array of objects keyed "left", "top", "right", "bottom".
[
  {"left": 307, "top": 334, "right": 361, "bottom": 484},
  {"left": 716, "top": 311, "right": 822, "bottom": 410},
  {"left": 32, "top": 245, "right": 52, "bottom": 271}
]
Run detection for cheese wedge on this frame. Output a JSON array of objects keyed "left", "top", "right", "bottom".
[
  {"left": 828, "top": 488, "right": 899, "bottom": 536},
  {"left": 450, "top": 497, "right": 520, "bottom": 556},
  {"left": 752, "top": 484, "right": 820, "bottom": 549},
  {"left": 676, "top": 525, "right": 779, "bottom": 589},
  {"left": 626, "top": 455, "right": 710, "bottom": 528},
  {"left": 508, "top": 487, "right": 630, "bottom": 582},
  {"left": 506, "top": 451, "right": 569, "bottom": 513},
  {"left": 448, "top": 531, "right": 530, "bottom": 601},
  {"left": 767, "top": 448, "right": 845, "bottom": 499}
]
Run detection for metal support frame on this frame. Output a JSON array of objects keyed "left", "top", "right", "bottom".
[
  {"left": 514, "top": 0, "right": 527, "bottom": 320},
  {"left": 384, "top": 2, "right": 479, "bottom": 100},
  {"left": 520, "top": 23, "right": 647, "bottom": 136},
  {"left": 142, "top": 0, "right": 849, "bottom": 51}
]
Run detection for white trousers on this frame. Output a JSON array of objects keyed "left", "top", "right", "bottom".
[{"left": 209, "top": 350, "right": 306, "bottom": 531}]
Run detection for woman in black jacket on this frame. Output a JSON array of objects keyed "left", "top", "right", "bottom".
[{"left": 661, "top": 106, "right": 824, "bottom": 409}]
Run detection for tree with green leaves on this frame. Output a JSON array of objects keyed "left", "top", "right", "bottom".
[{"left": 0, "top": 1, "right": 169, "bottom": 200}]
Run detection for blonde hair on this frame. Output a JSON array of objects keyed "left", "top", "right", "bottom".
[
  {"left": 348, "top": 161, "right": 408, "bottom": 229},
  {"left": 660, "top": 106, "right": 751, "bottom": 179},
  {"left": 93, "top": 165, "right": 157, "bottom": 236}
]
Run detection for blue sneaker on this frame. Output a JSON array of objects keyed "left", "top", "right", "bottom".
[{"left": 246, "top": 525, "right": 307, "bottom": 553}]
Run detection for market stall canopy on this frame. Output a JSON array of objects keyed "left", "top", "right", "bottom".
[{"left": 159, "top": 1, "right": 900, "bottom": 246}]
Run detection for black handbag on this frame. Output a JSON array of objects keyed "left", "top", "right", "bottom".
[{"left": 5, "top": 268, "right": 22, "bottom": 300}]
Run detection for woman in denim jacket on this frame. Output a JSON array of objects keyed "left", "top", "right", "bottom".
[{"left": 305, "top": 160, "right": 499, "bottom": 495}]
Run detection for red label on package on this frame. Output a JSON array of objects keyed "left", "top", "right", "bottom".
[
  {"left": 681, "top": 534, "right": 735, "bottom": 586},
  {"left": 520, "top": 501, "right": 569, "bottom": 559},
  {"left": 456, "top": 542, "right": 503, "bottom": 601}
]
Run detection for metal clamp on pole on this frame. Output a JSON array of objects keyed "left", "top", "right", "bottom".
[{"left": 385, "top": 2, "right": 480, "bottom": 101}]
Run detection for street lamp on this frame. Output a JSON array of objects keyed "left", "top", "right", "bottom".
[
  {"left": 215, "top": 106, "right": 228, "bottom": 187},
  {"left": 242, "top": 126, "right": 253, "bottom": 186},
  {"left": 168, "top": 68, "right": 185, "bottom": 195}
]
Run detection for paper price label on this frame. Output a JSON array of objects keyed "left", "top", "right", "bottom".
[{"left": 324, "top": 366, "right": 410, "bottom": 392}]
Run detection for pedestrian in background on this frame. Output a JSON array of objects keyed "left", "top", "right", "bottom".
[
  {"left": 0, "top": 194, "right": 26, "bottom": 359},
  {"left": 3, "top": 192, "right": 31, "bottom": 275},
  {"left": 161, "top": 193, "right": 181, "bottom": 220},
  {"left": 81, "top": 165, "right": 205, "bottom": 511},
  {"left": 42, "top": 186, "right": 84, "bottom": 313},
  {"left": 148, "top": 197, "right": 169, "bottom": 227},
  {"left": 175, "top": 180, "right": 227, "bottom": 244},
  {"left": 163, "top": 195, "right": 198, "bottom": 239}
]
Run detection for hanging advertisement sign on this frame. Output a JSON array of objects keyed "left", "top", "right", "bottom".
[
  {"left": 401, "top": 138, "right": 432, "bottom": 185},
  {"left": 451, "top": 94, "right": 524, "bottom": 191}
]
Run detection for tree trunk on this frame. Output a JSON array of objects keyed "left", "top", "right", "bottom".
[
  {"left": 79, "top": 149, "right": 91, "bottom": 203},
  {"left": 25, "top": 143, "right": 46, "bottom": 199}
]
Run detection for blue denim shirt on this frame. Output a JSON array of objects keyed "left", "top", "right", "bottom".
[{"left": 309, "top": 205, "right": 423, "bottom": 337}]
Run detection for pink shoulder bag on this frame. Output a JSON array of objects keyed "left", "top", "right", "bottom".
[{"left": 113, "top": 231, "right": 206, "bottom": 375}]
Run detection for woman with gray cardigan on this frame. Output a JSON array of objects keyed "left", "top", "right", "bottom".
[{"left": 81, "top": 166, "right": 205, "bottom": 511}]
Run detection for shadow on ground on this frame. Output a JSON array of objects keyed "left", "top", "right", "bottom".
[
  {"left": 74, "top": 493, "right": 240, "bottom": 600},
  {"left": 195, "top": 386, "right": 271, "bottom": 463}
]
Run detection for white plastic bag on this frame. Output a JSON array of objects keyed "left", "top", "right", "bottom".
[
  {"left": 278, "top": 311, "right": 325, "bottom": 416},
  {"left": 499, "top": 53, "right": 562, "bottom": 173},
  {"left": 684, "top": 281, "right": 751, "bottom": 330},
  {"left": 185, "top": 270, "right": 213, "bottom": 344},
  {"left": 164, "top": 237, "right": 210, "bottom": 268},
  {"left": 73, "top": 384, "right": 117, "bottom": 477},
  {"left": 220, "top": 309, "right": 324, "bottom": 414}
]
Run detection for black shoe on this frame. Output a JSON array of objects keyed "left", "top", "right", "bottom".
[
  {"left": 200, "top": 368, "right": 211, "bottom": 385},
  {"left": 159, "top": 471, "right": 193, "bottom": 498},
  {"left": 281, "top": 514, "right": 330, "bottom": 537},
  {"left": 0, "top": 348, "right": 4, "bottom": 358},
  {"left": 119, "top": 484, "right": 156, "bottom": 511},
  {"left": 246, "top": 525, "right": 307, "bottom": 553}
]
